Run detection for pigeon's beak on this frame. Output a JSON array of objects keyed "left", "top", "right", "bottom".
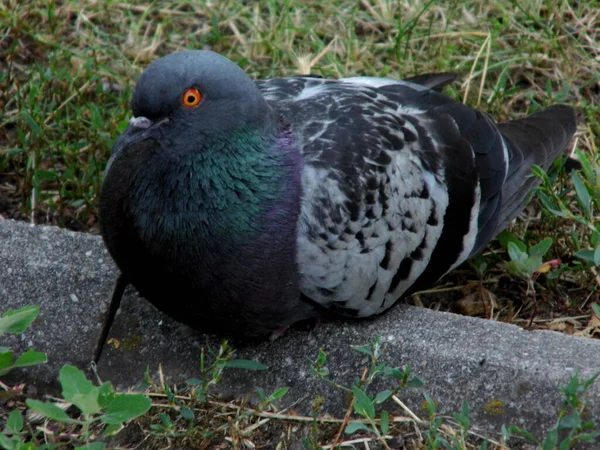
[
  {"left": 113, "top": 115, "right": 152, "bottom": 149},
  {"left": 105, "top": 116, "right": 158, "bottom": 174},
  {"left": 129, "top": 116, "right": 153, "bottom": 130},
  {"left": 112, "top": 115, "right": 164, "bottom": 154}
]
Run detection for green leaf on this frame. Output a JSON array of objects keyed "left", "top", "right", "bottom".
[
  {"left": 223, "top": 359, "right": 267, "bottom": 370},
  {"left": 179, "top": 406, "right": 194, "bottom": 421},
  {"left": 374, "top": 390, "right": 392, "bottom": 405},
  {"left": 14, "top": 349, "right": 47, "bottom": 368},
  {"left": 453, "top": 411, "right": 470, "bottom": 429},
  {"left": 0, "top": 306, "right": 39, "bottom": 335},
  {"left": 575, "top": 150, "right": 592, "bottom": 174},
  {"left": 592, "top": 303, "right": 600, "bottom": 318},
  {"left": 103, "top": 423, "right": 123, "bottom": 437},
  {"left": 547, "top": 263, "right": 568, "bottom": 280},
  {"left": 594, "top": 247, "right": 600, "bottom": 266},
  {"left": 74, "top": 443, "right": 106, "bottom": 450},
  {"left": 558, "top": 413, "right": 581, "bottom": 429},
  {"left": 159, "top": 412, "right": 171, "bottom": 427},
  {"left": 33, "top": 170, "right": 58, "bottom": 182},
  {"left": 571, "top": 171, "right": 591, "bottom": 218},
  {"left": 406, "top": 377, "right": 424, "bottom": 388},
  {"left": 380, "top": 410, "right": 389, "bottom": 434},
  {"left": 575, "top": 249, "right": 596, "bottom": 263},
  {"left": 507, "top": 425, "right": 539, "bottom": 444},
  {"left": 350, "top": 344, "right": 373, "bottom": 356},
  {"left": 311, "top": 349, "right": 328, "bottom": 377},
  {"left": 351, "top": 386, "right": 375, "bottom": 419},
  {"left": 97, "top": 382, "right": 116, "bottom": 409},
  {"left": 0, "top": 434, "right": 16, "bottom": 449},
  {"left": 581, "top": 371, "right": 600, "bottom": 390},
  {"left": 59, "top": 365, "right": 100, "bottom": 415},
  {"left": 269, "top": 387, "right": 289, "bottom": 401},
  {"left": 461, "top": 400, "right": 470, "bottom": 418},
  {"left": 529, "top": 237, "right": 553, "bottom": 257},
  {"left": 507, "top": 242, "right": 527, "bottom": 263},
  {"left": 536, "top": 191, "right": 568, "bottom": 217},
  {"left": 0, "top": 351, "right": 14, "bottom": 372},
  {"left": 18, "top": 440, "right": 38, "bottom": 450},
  {"left": 531, "top": 164, "right": 549, "bottom": 180},
  {"left": 499, "top": 232, "right": 526, "bottom": 252},
  {"left": 20, "top": 112, "right": 42, "bottom": 137},
  {"left": 345, "top": 421, "right": 372, "bottom": 434},
  {"left": 6, "top": 409, "right": 24, "bottom": 434},
  {"left": 26, "top": 399, "right": 71, "bottom": 423},
  {"left": 99, "top": 394, "right": 151, "bottom": 425},
  {"left": 561, "top": 373, "right": 580, "bottom": 399},
  {"left": 523, "top": 255, "right": 543, "bottom": 275},
  {"left": 582, "top": 419, "right": 597, "bottom": 429},
  {"left": 186, "top": 378, "right": 203, "bottom": 386},
  {"left": 542, "top": 428, "right": 558, "bottom": 450},
  {"left": 382, "top": 367, "right": 403, "bottom": 379},
  {"left": 576, "top": 432, "right": 600, "bottom": 443},
  {"left": 423, "top": 393, "right": 437, "bottom": 416},
  {"left": 558, "top": 438, "right": 572, "bottom": 450}
]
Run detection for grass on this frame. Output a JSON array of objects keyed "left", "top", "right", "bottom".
[{"left": 1, "top": 0, "right": 600, "bottom": 446}]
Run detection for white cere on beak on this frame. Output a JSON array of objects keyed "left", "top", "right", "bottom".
[{"left": 130, "top": 116, "right": 153, "bottom": 129}]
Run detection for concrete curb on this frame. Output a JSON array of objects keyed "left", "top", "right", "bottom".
[
  {"left": 2, "top": 219, "right": 599, "bottom": 438},
  {"left": 1, "top": 220, "right": 113, "bottom": 391}
]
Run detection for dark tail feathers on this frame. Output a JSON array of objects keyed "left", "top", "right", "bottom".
[{"left": 493, "top": 105, "right": 578, "bottom": 238}]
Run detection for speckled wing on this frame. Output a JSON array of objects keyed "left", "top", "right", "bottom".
[{"left": 256, "top": 76, "right": 575, "bottom": 317}]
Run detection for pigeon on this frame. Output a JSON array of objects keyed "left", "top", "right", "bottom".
[{"left": 99, "top": 50, "right": 577, "bottom": 337}]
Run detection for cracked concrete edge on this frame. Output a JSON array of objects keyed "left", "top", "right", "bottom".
[
  {"left": 2, "top": 219, "right": 600, "bottom": 439},
  {"left": 1, "top": 220, "right": 115, "bottom": 391},
  {"left": 98, "top": 288, "right": 600, "bottom": 438}
]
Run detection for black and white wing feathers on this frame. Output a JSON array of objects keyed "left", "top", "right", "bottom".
[{"left": 256, "top": 76, "right": 576, "bottom": 317}]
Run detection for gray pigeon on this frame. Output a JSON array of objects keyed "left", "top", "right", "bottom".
[{"left": 99, "top": 50, "right": 577, "bottom": 337}]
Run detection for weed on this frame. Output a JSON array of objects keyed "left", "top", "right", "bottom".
[
  {"left": 505, "top": 371, "right": 600, "bottom": 449},
  {"left": 0, "top": 306, "right": 46, "bottom": 377},
  {"left": 1, "top": 365, "right": 151, "bottom": 450}
]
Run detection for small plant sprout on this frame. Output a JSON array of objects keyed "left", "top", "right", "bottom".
[{"left": 499, "top": 233, "right": 555, "bottom": 325}]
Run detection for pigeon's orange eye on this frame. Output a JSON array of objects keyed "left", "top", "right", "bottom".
[{"left": 182, "top": 88, "right": 202, "bottom": 107}]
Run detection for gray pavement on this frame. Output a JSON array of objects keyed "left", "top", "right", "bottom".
[
  {"left": 1, "top": 219, "right": 599, "bottom": 439},
  {"left": 1, "top": 220, "right": 113, "bottom": 391}
]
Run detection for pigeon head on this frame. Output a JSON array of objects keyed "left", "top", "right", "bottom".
[
  {"left": 129, "top": 50, "right": 273, "bottom": 136},
  {"left": 108, "top": 50, "right": 282, "bottom": 178}
]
